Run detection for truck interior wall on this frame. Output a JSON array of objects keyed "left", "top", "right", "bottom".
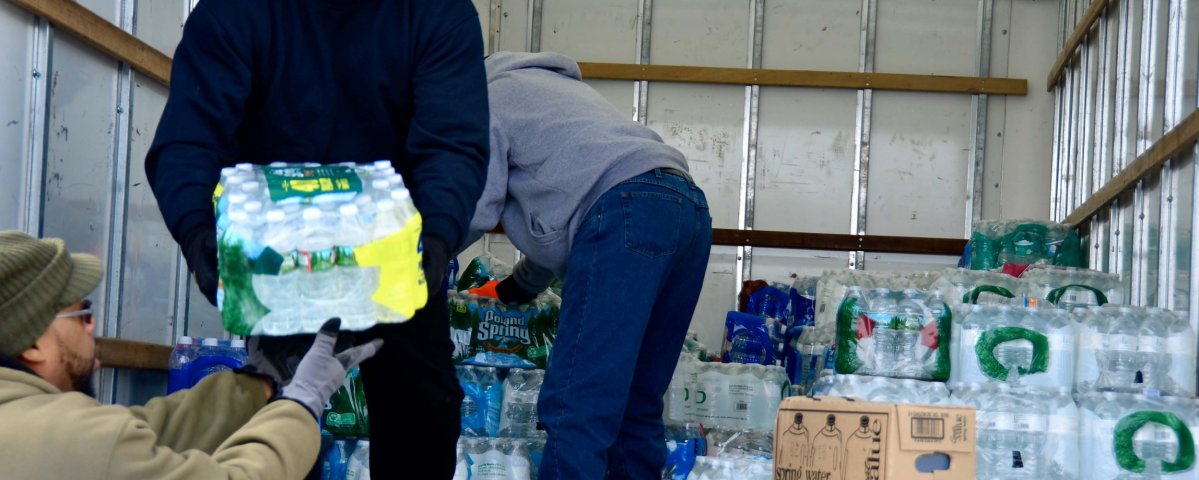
[
  {"left": 1052, "top": 0, "right": 1199, "bottom": 341},
  {"left": 0, "top": 0, "right": 1058, "bottom": 403}
]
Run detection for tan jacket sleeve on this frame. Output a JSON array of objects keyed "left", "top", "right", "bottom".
[
  {"left": 127, "top": 371, "right": 269, "bottom": 453},
  {"left": 106, "top": 400, "right": 320, "bottom": 480}
]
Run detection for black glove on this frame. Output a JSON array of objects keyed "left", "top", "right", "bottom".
[
  {"left": 181, "top": 225, "right": 218, "bottom": 306},
  {"left": 422, "top": 236, "right": 449, "bottom": 297},
  {"left": 496, "top": 276, "right": 540, "bottom": 305}
]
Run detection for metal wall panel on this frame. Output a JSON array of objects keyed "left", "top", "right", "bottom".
[
  {"left": 585, "top": 79, "right": 635, "bottom": 119},
  {"left": 865, "top": 92, "right": 972, "bottom": 237},
  {"left": 500, "top": 0, "right": 531, "bottom": 52},
  {"left": 690, "top": 247, "right": 737, "bottom": 357},
  {"left": 40, "top": 34, "right": 119, "bottom": 333},
  {"left": 540, "top": 0, "right": 638, "bottom": 62},
  {"left": 649, "top": 0, "right": 749, "bottom": 68},
  {"left": 0, "top": 4, "right": 35, "bottom": 231},
  {"left": 761, "top": 0, "right": 861, "bottom": 72},
  {"left": 753, "top": 89, "right": 857, "bottom": 234},
  {"left": 647, "top": 85, "right": 746, "bottom": 230},
  {"left": 866, "top": 253, "right": 962, "bottom": 273},
  {"left": 874, "top": 0, "right": 979, "bottom": 76}
]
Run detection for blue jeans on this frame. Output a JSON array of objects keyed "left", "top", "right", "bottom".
[{"left": 537, "top": 169, "right": 713, "bottom": 480}]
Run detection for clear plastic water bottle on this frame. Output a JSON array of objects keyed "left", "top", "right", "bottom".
[
  {"left": 253, "top": 209, "right": 297, "bottom": 335},
  {"left": 1075, "top": 306, "right": 1111, "bottom": 393},
  {"left": 1137, "top": 308, "right": 1169, "bottom": 393},
  {"left": 1044, "top": 387, "right": 1079, "bottom": 480},
  {"left": 1099, "top": 307, "right": 1142, "bottom": 392},
  {"left": 370, "top": 179, "right": 392, "bottom": 204},
  {"left": 295, "top": 208, "right": 338, "bottom": 327},
  {"left": 893, "top": 289, "right": 927, "bottom": 376},
  {"left": 667, "top": 355, "right": 694, "bottom": 423},
  {"left": 952, "top": 305, "right": 985, "bottom": 384},
  {"left": 334, "top": 203, "right": 374, "bottom": 329},
  {"left": 976, "top": 383, "right": 1048, "bottom": 479},
  {"left": 866, "top": 288, "right": 903, "bottom": 376},
  {"left": 166, "top": 336, "right": 197, "bottom": 394},
  {"left": 1164, "top": 309, "right": 1197, "bottom": 396},
  {"left": 500, "top": 369, "right": 544, "bottom": 437}
]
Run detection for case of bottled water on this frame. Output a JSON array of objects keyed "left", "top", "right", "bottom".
[
  {"left": 950, "top": 383, "right": 1075, "bottom": 479},
  {"left": 811, "top": 374, "right": 952, "bottom": 405},
  {"left": 675, "top": 361, "right": 788, "bottom": 432},
  {"left": 457, "top": 365, "right": 504, "bottom": 438},
  {"left": 499, "top": 369, "right": 545, "bottom": 438},
  {"left": 834, "top": 287, "right": 952, "bottom": 381},
  {"left": 931, "top": 268, "right": 1025, "bottom": 307},
  {"left": 813, "top": 270, "right": 941, "bottom": 344},
  {"left": 1075, "top": 306, "right": 1196, "bottom": 397},
  {"left": 215, "top": 161, "right": 425, "bottom": 336},
  {"left": 1020, "top": 265, "right": 1122, "bottom": 310},
  {"left": 448, "top": 291, "right": 561, "bottom": 369},
  {"left": 454, "top": 436, "right": 542, "bottom": 480},
  {"left": 1079, "top": 392, "right": 1199, "bottom": 479},
  {"left": 683, "top": 454, "right": 772, "bottom": 480},
  {"left": 949, "top": 304, "right": 1075, "bottom": 388}
]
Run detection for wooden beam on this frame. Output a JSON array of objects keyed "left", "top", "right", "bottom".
[
  {"left": 96, "top": 337, "right": 173, "bottom": 372},
  {"left": 578, "top": 62, "right": 1028, "bottom": 96},
  {"left": 7, "top": 0, "right": 172, "bottom": 86},
  {"left": 1046, "top": 0, "right": 1112, "bottom": 91},
  {"left": 1066, "top": 110, "right": 1199, "bottom": 226},
  {"left": 710, "top": 229, "right": 966, "bottom": 255}
]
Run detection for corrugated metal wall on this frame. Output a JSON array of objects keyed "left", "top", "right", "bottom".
[
  {"left": 1051, "top": 0, "right": 1197, "bottom": 323},
  {"left": 0, "top": 0, "right": 1058, "bottom": 404}
]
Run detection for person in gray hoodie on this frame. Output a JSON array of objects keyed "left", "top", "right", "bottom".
[{"left": 468, "top": 51, "right": 712, "bottom": 479}]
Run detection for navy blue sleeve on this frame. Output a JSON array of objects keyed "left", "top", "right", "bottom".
[
  {"left": 406, "top": 4, "right": 490, "bottom": 253},
  {"left": 144, "top": 2, "right": 252, "bottom": 244}
]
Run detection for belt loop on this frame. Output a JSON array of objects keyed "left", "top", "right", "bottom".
[{"left": 653, "top": 168, "right": 664, "bottom": 179}]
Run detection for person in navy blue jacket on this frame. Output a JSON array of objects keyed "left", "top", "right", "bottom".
[{"left": 144, "top": 0, "right": 488, "bottom": 477}]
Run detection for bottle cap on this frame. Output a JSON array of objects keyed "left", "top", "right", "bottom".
[
  {"left": 230, "top": 339, "right": 246, "bottom": 349},
  {"left": 377, "top": 199, "right": 396, "bottom": 211},
  {"left": 235, "top": 163, "right": 254, "bottom": 171},
  {"left": 372, "top": 179, "right": 391, "bottom": 190},
  {"left": 201, "top": 338, "right": 220, "bottom": 347},
  {"left": 266, "top": 210, "right": 286, "bottom": 222},
  {"left": 244, "top": 201, "right": 263, "bottom": 213},
  {"left": 179, "top": 336, "right": 194, "bottom": 345},
  {"left": 339, "top": 204, "right": 359, "bottom": 216},
  {"left": 302, "top": 207, "right": 322, "bottom": 220},
  {"left": 373, "top": 160, "right": 393, "bottom": 169}
]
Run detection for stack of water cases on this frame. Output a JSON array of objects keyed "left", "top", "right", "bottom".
[
  {"left": 215, "top": 161, "right": 426, "bottom": 336},
  {"left": 454, "top": 366, "right": 545, "bottom": 480},
  {"left": 319, "top": 369, "right": 371, "bottom": 480},
  {"left": 1079, "top": 393, "right": 1199, "bottom": 479},
  {"left": 448, "top": 290, "right": 561, "bottom": 369}
]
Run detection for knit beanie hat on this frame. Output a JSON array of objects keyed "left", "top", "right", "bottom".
[{"left": 0, "top": 231, "right": 102, "bottom": 357}]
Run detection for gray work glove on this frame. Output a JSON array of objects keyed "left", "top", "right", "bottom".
[{"left": 279, "top": 318, "right": 383, "bottom": 419}]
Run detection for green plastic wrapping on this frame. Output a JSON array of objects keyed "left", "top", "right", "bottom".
[
  {"left": 968, "top": 220, "right": 1085, "bottom": 270},
  {"left": 969, "top": 231, "right": 997, "bottom": 270},
  {"left": 835, "top": 296, "right": 864, "bottom": 374},
  {"left": 1047, "top": 284, "right": 1109, "bottom": 307},
  {"left": 323, "top": 367, "right": 369, "bottom": 437},
  {"left": 975, "top": 327, "right": 1050, "bottom": 380},
  {"left": 963, "top": 285, "right": 1015, "bottom": 305},
  {"left": 217, "top": 239, "right": 269, "bottom": 335},
  {"left": 1113, "top": 411, "right": 1195, "bottom": 474}
]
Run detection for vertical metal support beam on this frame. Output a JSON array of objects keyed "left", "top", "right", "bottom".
[
  {"left": 1190, "top": 144, "right": 1199, "bottom": 348},
  {"left": 1077, "top": 32, "right": 1095, "bottom": 208},
  {"left": 1109, "top": 201, "right": 1122, "bottom": 275},
  {"left": 1131, "top": 179, "right": 1146, "bottom": 304},
  {"left": 99, "top": 0, "right": 136, "bottom": 405},
  {"left": 488, "top": 0, "right": 503, "bottom": 55},
  {"left": 1095, "top": 9, "right": 1115, "bottom": 191},
  {"left": 966, "top": 0, "right": 994, "bottom": 233},
  {"left": 1114, "top": 0, "right": 1142, "bottom": 171},
  {"left": 1158, "top": 160, "right": 1175, "bottom": 307},
  {"left": 22, "top": 18, "right": 50, "bottom": 236},
  {"left": 735, "top": 0, "right": 764, "bottom": 289},
  {"left": 526, "top": 0, "right": 543, "bottom": 53},
  {"left": 1051, "top": 84, "right": 1064, "bottom": 221},
  {"left": 632, "top": 0, "right": 653, "bottom": 123},
  {"left": 849, "top": 0, "right": 877, "bottom": 270}
]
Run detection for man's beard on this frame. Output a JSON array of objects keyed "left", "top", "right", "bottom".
[{"left": 57, "top": 337, "right": 97, "bottom": 396}]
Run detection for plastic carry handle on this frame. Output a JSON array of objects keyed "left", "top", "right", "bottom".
[
  {"left": 1114, "top": 411, "right": 1196, "bottom": 474},
  {"left": 974, "top": 327, "right": 1050, "bottom": 381},
  {"left": 962, "top": 285, "right": 1016, "bottom": 304},
  {"left": 1002, "top": 223, "right": 1050, "bottom": 254},
  {"left": 1046, "top": 284, "right": 1109, "bottom": 306}
]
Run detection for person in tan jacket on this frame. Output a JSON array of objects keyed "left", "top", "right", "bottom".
[{"left": 0, "top": 230, "right": 381, "bottom": 479}]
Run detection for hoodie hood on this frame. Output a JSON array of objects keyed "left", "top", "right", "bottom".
[{"left": 485, "top": 51, "right": 582, "bottom": 82}]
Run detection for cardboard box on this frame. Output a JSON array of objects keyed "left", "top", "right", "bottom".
[{"left": 773, "top": 396, "right": 976, "bottom": 480}]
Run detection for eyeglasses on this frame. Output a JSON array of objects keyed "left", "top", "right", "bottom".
[{"left": 55, "top": 298, "right": 94, "bottom": 326}]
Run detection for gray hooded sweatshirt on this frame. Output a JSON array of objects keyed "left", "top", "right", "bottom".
[{"left": 469, "top": 52, "right": 689, "bottom": 291}]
